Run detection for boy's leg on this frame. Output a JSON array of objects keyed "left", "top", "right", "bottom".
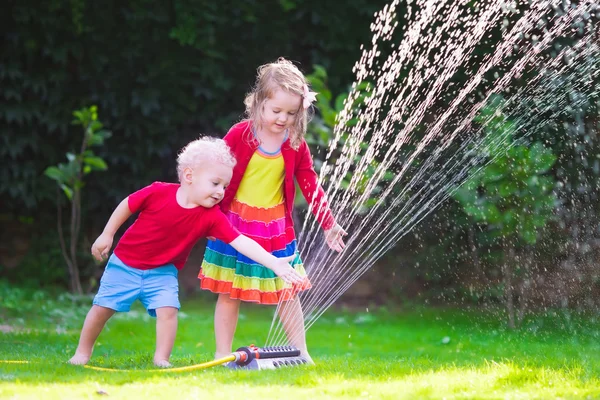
[
  {"left": 153, "top": 306, "right": 178, "bottom": 367},
  {"left": 214, "top": 293, "right": 241, "bottom": 358},
  {"left": 69, "top": 305, "right": 116, "bottom": 365},
  {"left": 277, "top": 296, "right": 314, "bottom": 364}
]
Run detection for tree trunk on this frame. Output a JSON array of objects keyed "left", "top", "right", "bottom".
[
  {"left": 69, "top": 189, "right": 83, "bottom": 295},
  {"left": 57, "top": 188, "right": 83, "bottom": 295}
]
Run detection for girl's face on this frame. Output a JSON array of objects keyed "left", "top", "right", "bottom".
[{"left": 261, "top": 89, "right": 302, "bottom": 136}]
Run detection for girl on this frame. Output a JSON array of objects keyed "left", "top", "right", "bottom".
[{"left": 198, "top": 58, "right": 346, "bottom": 363}]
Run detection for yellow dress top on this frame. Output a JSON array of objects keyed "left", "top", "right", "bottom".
[{"left": 235, "top": 149, "right": 285, "bottom": 208}]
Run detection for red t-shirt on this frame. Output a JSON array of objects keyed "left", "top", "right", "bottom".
[{"left": 114, "top": 182, "right": 240, "bottom": 270}]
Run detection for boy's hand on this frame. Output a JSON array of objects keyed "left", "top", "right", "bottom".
[
  {"left": 324, "top": 224, "right": 347, "bottom": 252},
  {"left": 91, "top": 233, "right": 113, "bottom": 261},
  {"left": 270, "top": 254, "right": 305, "bottom": 285}
]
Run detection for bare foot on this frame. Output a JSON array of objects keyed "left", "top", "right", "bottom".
[
  {"left": 154, "top": 359, "right": 172, "bottom": 368},
  {"left": 300, "top": 352, "right": 315, "bottom": 365},
  {"left": 68, "top": 353, "right": 90, "bottom": 365},
  {"left": 214, "top": 352, "right": 231, "bottom": 360}
]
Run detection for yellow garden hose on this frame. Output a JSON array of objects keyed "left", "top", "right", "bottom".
[
  {"left": 0, "top": 355, "right": 235, "bottom": 372},
  {"left": 82, "top": 354, "right": 236, "bottom": 372},
  {"left": 1, "top": 345, "right": 301, "bottom": 372}
]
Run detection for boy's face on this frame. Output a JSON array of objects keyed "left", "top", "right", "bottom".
[{"left": 187, "top": 162, "right": 233, "bottom": 208}]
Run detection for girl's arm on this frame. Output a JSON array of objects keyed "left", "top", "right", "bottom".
[
  {"left": 91, "top": 198, "right": 133, "bottom": 261},
  {"left": 295, "top": 142, "right": 347, "bottom": 252},
  {"left": 228, "top": 235, "right": 305, "bottom": 284}
]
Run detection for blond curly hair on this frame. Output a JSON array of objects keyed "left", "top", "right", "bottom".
[
  {"left": 244, "top": 57, "right": 315, "bottom": 150},
  {"left": 176, "top": 137, "right": 236, "bottom": 182}
]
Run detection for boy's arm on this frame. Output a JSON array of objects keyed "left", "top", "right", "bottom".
[
  {"left": 228, "top": 235, "right": 305, "bottom": 284},
  {"left": 91, "top": 198, "right": 133, "bottom": 261}
]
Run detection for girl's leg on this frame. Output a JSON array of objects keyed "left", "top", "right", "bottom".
[
  {"left": 154, "top": 306, "right": 178, "bottom": 367},
  {"left": 214, "top": 293, "right": 241, "bottom": 358},
  {"left": 277, "top": 296, "right": 314, "bottom": 364},
  {"left": 69, "top": 305, "right": 116, "bottom": 365}
]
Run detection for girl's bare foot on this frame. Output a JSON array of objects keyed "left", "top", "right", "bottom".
[
  {"left": 154, "top": 359, "right": 172, "bottom": 368},
  {"left": 214, "top": 352, "right": 231, "bottom": 360},
  {"left": 68, "top": 353, "right": 91, "bottom": 365},
  {"left": 300, "top": 352, "right": 315, "bottom": 365}
]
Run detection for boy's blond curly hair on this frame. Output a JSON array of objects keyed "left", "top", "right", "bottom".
[
  {"left": 244, "top": 57, "right": 314, "bottom": 150},
  {"left": 176, "top": 137, "right": 236, "bottom": 182}
]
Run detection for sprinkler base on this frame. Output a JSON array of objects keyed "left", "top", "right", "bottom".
[{"left": 227, "top": 356, "right": 309, "bottom": 370}]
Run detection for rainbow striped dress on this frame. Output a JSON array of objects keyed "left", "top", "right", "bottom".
[{"left": 199, "top": 140, "right": 311, "bottom": 304}]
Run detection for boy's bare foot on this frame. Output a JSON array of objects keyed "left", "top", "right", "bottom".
[
  {"left": 68, "top": 353, "right": 91, "bottom": 365},
  {"left": 154, "top": 359, "right": 172, "bottom": 368}
]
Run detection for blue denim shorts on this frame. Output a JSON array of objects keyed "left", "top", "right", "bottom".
[{"left": 93, "top": 254, "right": 180, "bottom": 317}]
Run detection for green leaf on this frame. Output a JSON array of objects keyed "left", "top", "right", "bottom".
[
  {"left": 453, "top": 186, "right": 478, "bottom": 206},
  {"left": 502, "top": 210, "right": 516, "bottom": 230},
  {"left": 532, "top": 214, "right": 549, "bottom": 228},
  {"left": 83, "top": 156, "right": 108, "bottom": 170},
  {"left": 44, "top": 166, "right": 65, "bottom": 182},
  {"left": 89, "top": 120, "right": 103, "bottom": 132},
  {"left": 72, "top": 110, "right": 84, "bottom": 123},
  {"left": 530, "top": 144, "right": 556, "bottom": 174},
  {"left": 60, "top": 184, "right": 73, "bottom": 200},
  {"left": 334, "top": 93, "right": 347, "bottom": 112},
  {"left": 484, "top": 204, "right": 502, "bottom": 223},
  {"left": 497, "top": 181, "right": 518, "bottom": 197},
  {"left": 481, "top": 164, "right": 505, "bottom": 183}
]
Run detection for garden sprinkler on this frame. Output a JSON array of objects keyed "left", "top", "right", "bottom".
[{"left": 227, "top": 345, "right": 309, "bottom": 370}]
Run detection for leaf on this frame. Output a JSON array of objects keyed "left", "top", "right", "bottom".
[
  {"left": 530, "top": 144, "right": 556, "bottom": 174},
  {"left": 83, "top": 156, "right": 108, "bottom": 170},
  {"left": 453, "top": 186, "right": 478, "bottom": 206},
  {"left": 484, "top": 203, "right": 502, "bottom": 223},
  {"left": 502, "top": 210, "right": 516, "bottom": 230},
  {"left": 481, "top": 164, "right": 505, "bottom": 183},
  {"left": 60, "top": 184, "right": 73, "bottom": 200},
  {"left": 519, "top": 222, "right": 538, "bottom": 245},
  {"left": 89, "top": 120, "right": 103, "bottom": 132},
  {"left": 88, "top": 130, "right": 112, "bottom": 146},
  {"left": 464, "top": 204, "right": 486, "bottom": 221},
  {"left": 497, "top": 181, "right": 518, "bottom": 197},
  {"left": 44, "top": 166, "right": 65, "bottom": 182},
  {"left": 334, "top": 93, "right": 347, "bottom": 112},
  {"left": 72, "top": 110, "right": 84, "bottom": 123}
]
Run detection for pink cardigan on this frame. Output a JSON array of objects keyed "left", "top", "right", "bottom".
[{"left": 220, "top": 121, "right": 335, "bottom": 231}]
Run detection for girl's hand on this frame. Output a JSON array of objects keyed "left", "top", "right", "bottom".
[
  {"left": 269, "top": 254, "right": 306, "bottom": 285},
  {"left": 324, "top": 224, "right": 347, "bottom": 252},
  {"left": 91, "top": 233, "right": 114, "bottom": 261}
]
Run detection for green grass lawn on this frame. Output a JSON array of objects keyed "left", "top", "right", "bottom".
[{"left": 1, "top": 283, "right": 599, "bottom": 399}]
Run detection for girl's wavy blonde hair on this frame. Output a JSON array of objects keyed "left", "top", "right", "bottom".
[
  {"left": 244, "top": 57, "right": 314, "bottom": 150},
  {"left": 176, "top": 136, "right": 236, "bottom": 182}
]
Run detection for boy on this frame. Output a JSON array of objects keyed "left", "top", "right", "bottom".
[{"left": 68, "top": 137, "right": 303, "bottom": 367}]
